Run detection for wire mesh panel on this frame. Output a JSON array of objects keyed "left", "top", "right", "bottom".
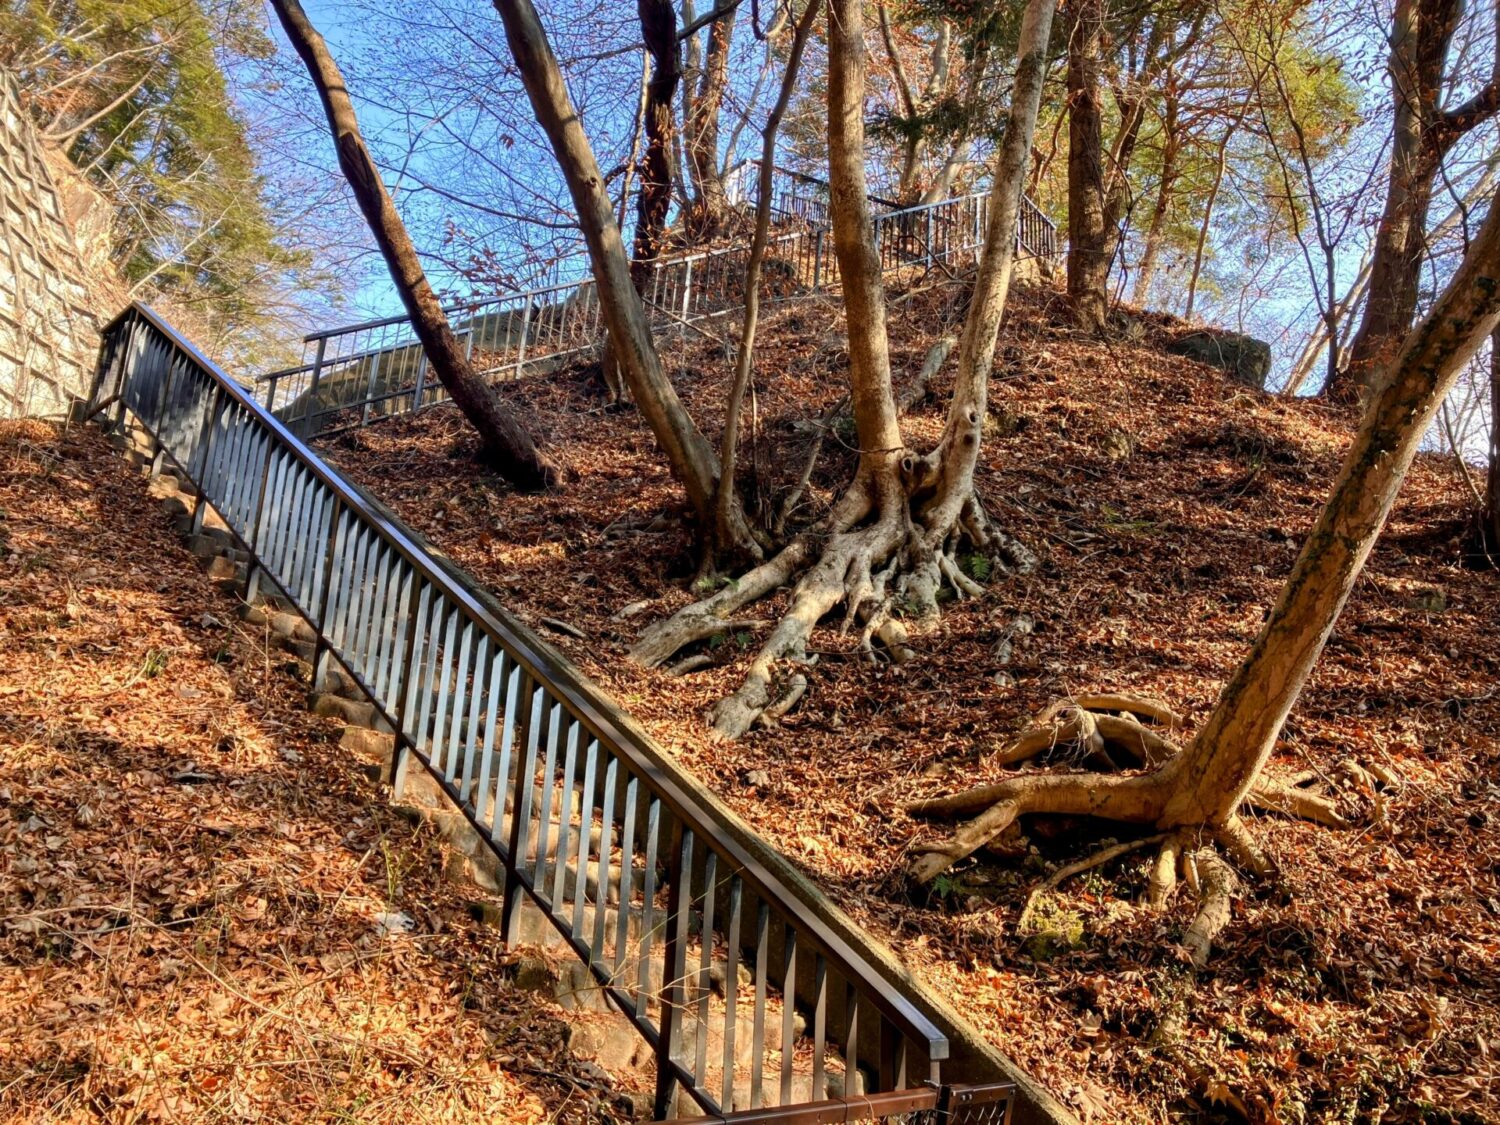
[{"left": 93, "top": 302, "right": 955, "bottom": 1123}]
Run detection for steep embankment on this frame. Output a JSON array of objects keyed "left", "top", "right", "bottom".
[
  {"left": 324, "top": 281, "right": 1500, "bottom": 1124},
  {"left": 0, "top": 421, "right": 630, "bottom": 1123}
]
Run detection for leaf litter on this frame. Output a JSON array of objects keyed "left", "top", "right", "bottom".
[
  {"left": 322, "top": 281, "right": 1500, "bottom": 1123},
  {"left": 0, "top": 420, "right": 634, "bottom": 1123}
]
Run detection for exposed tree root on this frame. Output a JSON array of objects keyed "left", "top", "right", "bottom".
[
  {"left": 907, "top": 693, "right": 1368, "bottom": 967},
  {"left": 1182, "top": 848, "right": 1236, "bottom": 969},
  {"left": 633, "top": 462, "right": 1036, "bottom": 739},
  {"left": 907, "top": 769, "right": 1171, "bottom": 885},
  {"left": 1147, "top": 831, "right": 1185, "bottom": 908}
]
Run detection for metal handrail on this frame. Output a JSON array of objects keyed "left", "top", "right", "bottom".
[
  {"left": 268, "top": 186, "right": 1058, "bottom": 437},
  {"left": 90, "top": 302, "right": 950, "bottom": 1119}
]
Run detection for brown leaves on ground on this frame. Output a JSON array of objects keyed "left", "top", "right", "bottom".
[
  {"left": 0, "top": 422, "right": 625, "bottom": 1123},
  {"left": 322, "top": 281, "right": 1500, "bottom": 1123}
]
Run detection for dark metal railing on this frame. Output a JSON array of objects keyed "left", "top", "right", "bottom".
[
  {"left": 651, "top": 1080, "right": 1015, "bottom": 1125},
  {"left": 90, "top": 303, "right": 952, "bottom": 1119},
  {"left": 262, "top": 186, "right": 1058, "bottom": 439}
]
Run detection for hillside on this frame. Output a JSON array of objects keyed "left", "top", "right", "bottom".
[
  {"left": 320, "top": 279, "right": 1500, "bottom": 1123},
  {"left": 0, "top": 421, "right": 631, "bottom": 1123}
]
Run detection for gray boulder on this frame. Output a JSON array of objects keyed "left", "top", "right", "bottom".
[{"left": 1168, "top": 329, "right": 1271, "bottom": 390}]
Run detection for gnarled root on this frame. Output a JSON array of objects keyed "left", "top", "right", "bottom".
[
  {"left": 1182, "top": 848, "right": 1237, "bottom": 969},
  {"left": 1147, "top": 831, "right": 1185, "bottom": 908},
  {"left": 633, "top": 471, "right": 1033, "bottom": 739},
  {"left": 908, "top": 691, "right": 1371, "bottom": 969},
  {"left": 907, "top": 770, "right": 1171, "bottom": 884}
]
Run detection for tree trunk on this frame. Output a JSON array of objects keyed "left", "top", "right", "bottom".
[
  {"left": 827, "top": 0, "right": 902, "bottom": 477},
  {"left": 632, "top": 0, "right": 1054, "bottom": 736},
  {"left": 269, "top": 0, "right": 555, "bottom": 490},
  {"left": 633, "top": 0, "right": 681, "bottom": 284},
  {"left": 715, "top": 0, "right": 822, "bottom": 557},
  {"left": 877, "top": 1, "right": 924, "bottom": 204},
  {"left": 1331, "top": 0, "right": 1482, "bottom": 400},
  {"left": 493, "top": 0, "right": 731, "bottom": 534},
  {"left": 1132, "top": 83, "right": 1179, "bottom": 307},
  {"left": 1065, "top": 0, "right": 1110, "bottom": 330},
  {"left": 599, "top": 0, "right": 682, "bottom": 402},
  {"left": 683, "top": 4, "right": 735, "bottom": 238},
  {"left": 1166, "top": 185, "right": 1500, "bottom": 824}
]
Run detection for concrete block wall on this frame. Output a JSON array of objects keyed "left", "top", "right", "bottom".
[{"left": 0, "top": 68, "right": 103, "bottom": 419}]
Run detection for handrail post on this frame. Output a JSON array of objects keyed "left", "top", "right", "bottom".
[
  {"left": 812, "top": 228, "right": 824, "bottom": 291},
  {"left": 301, "top": 337, "right": 327, "bottom": 440},
  {"left": 500, "top": 670, "right": 538, "bottom": 946},
  {"left": 310, "top": 496, "right": 345, "bottom": 691},
  {"left": 654, "top": 817, "right": 691, "bottom": 1119}
]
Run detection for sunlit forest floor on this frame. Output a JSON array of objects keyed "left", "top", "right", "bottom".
[
  {"left": 325, "top": 281, "right": 1500, "bottom": 1124},
  {"left": 0, "top": 420, "right": 627, "bottom": 1123}
]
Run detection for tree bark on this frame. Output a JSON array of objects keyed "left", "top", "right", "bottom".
[
  {"left": 1331, "top": 0, "right": 1499, "bottom": 400},
  {"left": 1164, "top": 181, "right": 1500, "bottom": 827},
  {"left": 683, "top": 3, "right": 735, "bottom": 237},
  {"left": 269, "top": 0, "right": 555, "bottom": 490},
  {"left": 827, "top": 0, "right": 902, "bottom": 475},
  {"left": 493, "top": 0, "right": 730, "bottom": 532},
  {"left": 1488, "top": 325, "right": 1500, "bottom": 550},
  {"left": 1065, "top": 0, "right": 1110, "bottom": 330},
  {"left": 716, "top": 0, "right": 822, "bottom": 556},
  {"left": 634, "top": 0, "right": 681, "bottom": 284}
]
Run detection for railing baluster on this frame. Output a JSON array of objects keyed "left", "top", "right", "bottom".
[
  {"left": 571, "top": 736, "right": 600, "bottom": 937},
  {"left": 694, "top": 851, "right": 718, "bottom": 1087},
  {"left": 501, "top": 673, "right": 541, "bottom": 945},
  {"left": 751, "top": 898, "right": 769, "bottom": 1108},
  {"left": 811, "top": 953, "right": 828, "bottom": 1099},
  {"left": 779, "top": 928, "right": 798, "bottom": 1105},
  {"left": 486, "top": 660, "right": 522, "bottom": 843},
  {"left": 721, "top": 875, "right": 743, "bottom": 1108},
  {"left": 458, "top": 634, "right": 489, "bottom": 806},
  {"left": 531, "top": 705, "right": 563, "bottom": 889},
  {"left": 614, "top": 769, "right": 638, "bottom": 975},
  {"left": 655, "top": 822, "right": 693, "bottom": 1120},
  {"left": 591, "top": 753, "right": 619, "bottom": 965},
  {"left": 472, "top": 650, "right": 508, "bottom": 829}
]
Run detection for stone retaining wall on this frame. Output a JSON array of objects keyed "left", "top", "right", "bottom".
[{"left": 0, "top": 69, "right": 109, "bottom": 418}]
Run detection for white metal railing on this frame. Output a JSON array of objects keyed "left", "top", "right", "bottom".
[{"left": 262, "top": 182, "right": 1058, "bottom": 437}]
